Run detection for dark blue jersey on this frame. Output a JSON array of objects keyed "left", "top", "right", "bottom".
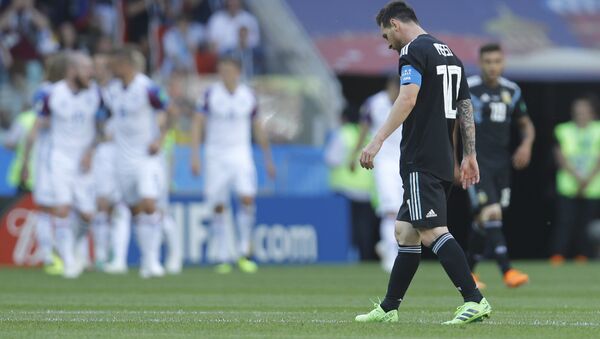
[
  {"left": 467, "top": 75, "right": 528, "bottom": 169},
  {"left": 398, "top": 34, "right": 470, "bottom": 182}
]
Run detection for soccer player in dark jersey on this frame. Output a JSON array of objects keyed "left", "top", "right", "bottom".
[
  {"left": 354, "top": 1, "right": 491, "bottom": 324},
  {"left": 464, "top": 43, "right": 535, "bottom": 289}
]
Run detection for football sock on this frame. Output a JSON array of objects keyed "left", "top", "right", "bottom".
[
  {"left": 212, "top": 212, "right": 229, "bottom": 263},
  {"left": 35, "top": 211, "right": 54, "bottom": 265},
  {"left": 484, "top": 220, "right": 512, "bottom": 274},
  {"left": 380, "top": 245, "right": 421, "bottom": 312},
  {"left": 134, "top": 213, "right": 159, "bottom": 268},
  {"left": 93, "top": 211, "right": 110, "bottom": 264},
  {"left": 72, "top": 213, "right": 91, "bottom": 269},
  {"left": 111, "top": 204, "right": 131, "bottom": 267},
  {"left": 466, "top": 223, "right": 486, "bottom": 271},
  {"left": 162, "top": 212, "right": 182, "bottom": 270},
  {"left": 54, "top": 216, "right": 75, "bottom": 270},
  {"left": 431, "top": 233, "right": 483, "bottom": 303},
  {"left": 237, "top": 204, "right": 255, "bottom": 258}
]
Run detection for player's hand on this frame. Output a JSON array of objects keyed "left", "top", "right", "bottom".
[
  {"left": 460, "top": 154, "right": 480, "bottom": 189},
  {"left": 148, "top": 139, "right": 161, "bottom": 155},
  {"left": 512, "top": 144, "right": 532, "bottom": 170},
  {"left": 360, "top": 139, "right": 382, "bottom": 170},
  {"left": 191, "top": 154, "right": 201, "bottom": 177},
  {"left": 266, "top": 160, "right": 277, "bottom": 179},
  {"left": 80, "top": 149, "right": 94, "bottom": 173}
]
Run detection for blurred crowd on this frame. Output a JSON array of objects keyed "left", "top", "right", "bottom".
[{"left": 0, "top": 0, "right": 263, "bottom": 124}]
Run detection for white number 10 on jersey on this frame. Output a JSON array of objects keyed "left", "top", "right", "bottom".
[{"left": 437, "top": 65, "right": 461, "bottom": 119}]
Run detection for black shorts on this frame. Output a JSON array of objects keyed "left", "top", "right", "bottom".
[
  {"left": 467, "top": 166, "right": 511, "bottom": 213},
  {"left": 397, "top": 171, "right": 452, "bottom": 229}
]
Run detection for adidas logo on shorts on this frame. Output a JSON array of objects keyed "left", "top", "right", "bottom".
[{"left": 426, "top": 209, "right": 437, "bottom": 218}]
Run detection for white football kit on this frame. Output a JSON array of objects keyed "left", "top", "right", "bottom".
[
  {"left": 105, "top": 74, "right": 168, "bottom": 207},
  {"left": 32, "top": 82, "right": 54, "bottom": 207},
  {"left": 361, "top": 91, "right": 404, "bottom": 215},
  {"left": 93, "top": 117, "right": 120, "bottom": 203},
  {"left": 37, "top": 80, "right": 101, "bottom": 213},
  {"left": 198, "top": 82, "right": 258, "bottom": 205}
]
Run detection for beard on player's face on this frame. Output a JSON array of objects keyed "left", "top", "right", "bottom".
[{"left": 74, "top": 74, "right": 90, "bottom": 89}]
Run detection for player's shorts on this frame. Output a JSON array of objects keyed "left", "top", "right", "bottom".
[
  {"left": 116, "top": 155, "right": 166, "bottom": 208},
  {"left": 467, "top": 165, "right": 511, "bottom": 212},
  {"left": 397, "top": 171, "right": 452, "bottom": 229},
  {"left": 48, "top": 161, "right": 96, "bottom": 214},
  {"left": 204, "top": 149, "right": 257, "bottom": 206},
  {"left": 93, "top": 143, "right": 120, "bottom": 203},
  {"left": 373, "top": 156, "right": 404, "bottom": 215}
]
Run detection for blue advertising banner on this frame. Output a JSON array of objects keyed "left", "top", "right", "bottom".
[{"left": 126, "top": 195, "right": 352, "bottom": 266}]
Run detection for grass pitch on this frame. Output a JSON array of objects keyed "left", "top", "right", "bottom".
[{"left": 0, "top": 261, "right": 599, "bottom": 338}]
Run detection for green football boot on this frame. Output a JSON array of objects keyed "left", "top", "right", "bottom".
[
  {"left": 237, "top": 258, "right": 258, "bottom": 273},
  {"left": 355, "top": 302, "right": 399, "bottom": 323},
  {"left": 443, "top": 298, "right": 491, "bottom": 325},
  {"left": 44, "top": 253, "right": 64, "bottom": 275}
]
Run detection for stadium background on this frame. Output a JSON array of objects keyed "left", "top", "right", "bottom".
[{"left": 1, "top": 0, "right": 600, "bottom": 266}]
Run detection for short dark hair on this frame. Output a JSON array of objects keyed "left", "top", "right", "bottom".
[
  {"left": 376, "top": 1, "right": 418, "bottom": 28},
  {"left": 479, "top": 43, "right": 503, "bottom": 57}
]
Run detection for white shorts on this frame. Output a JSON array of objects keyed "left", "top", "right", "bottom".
[
  {"left": 204, "top": 150, "right": 257, "bottom": 206},
  {"left": 117, "top": 155, "right": 166, "bottom": 207},
  {"left": 373, "top": 156, "right": 404, "bottom": 215},
  {"left": 93, "top": 143, "right": 120, "bottom": 203},
  {"left": 49, "top": 165, "right": 96, "bottom": 214},
  {"left": 33, "top": 160, "right": 54, "bottom": 207}
]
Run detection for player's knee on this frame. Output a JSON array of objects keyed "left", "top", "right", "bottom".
[
  {"left": 214, "top": 204, "right": 225, "bottom": 214},
  {"left": 418, "top": 227, "right": 450, "bottom": 248},
  {"left": 240, "top": 196, "right": 254, "bottom": 207},
  {"left": 96, "top": 198, "right": 111, "bottom": 213},
  {"left": 80, "top": 213, "right": 94, "bottom": 224},
  {"left": 394, "top": 221, "right": 421, "bottom": 246},
  {"left": 141, "top": 199, "right": 157, "bottom": 214}
]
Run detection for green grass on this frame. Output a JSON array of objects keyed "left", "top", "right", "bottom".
[{"left": 0, "top": 262, "right": 599, "bottom": 338}]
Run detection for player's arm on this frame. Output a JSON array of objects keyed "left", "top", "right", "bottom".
[
  {"left": 350, "top": 103, "right": 372, "bottom": 171},
  {"left": 253, "top": 117, "right": 276, "bottom": 179},
  {"left": 457, "top": 98, "right": 480, "bottom": 189},
  {"left": 148, "top": 85, "right": 176, "bottom": 155},
  {"left": 360, "top": 83, "right": 418, "bottom": 170},
  {"left": 350, "top": 122, "right": 370, "bottom": 172},
  {"left": 512, "top": 95, "right": 535, "bottom": 169},
  {"left": 151, "top": 105, "right": 177, "bottom": 154},
  {"left": 190, "top": 112, "right": 204, "bottom": 176},
  {"left": 554, "top": 145, "right": 584, "bottom": 183}
]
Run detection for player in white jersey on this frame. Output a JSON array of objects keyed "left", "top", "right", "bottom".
[
  {"left": 23, "top": 53, "right": 70, "bottom": 275},
  {"left": 190, "top": 56, "right": 276, "bottom": 274},
  {"left": 23, "top": 53, "right": 103, "bottom": 278},
  {"left": 107, "top": 46, "right": 175, "bottom": 278},
  {"left": 351, "top": 75, "right": 403, "bottom": 272},
  {"left": 90, "top": 52, "right": 133, "bottom": 273}
]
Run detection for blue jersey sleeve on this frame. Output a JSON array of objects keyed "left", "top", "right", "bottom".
[{"left": 148, "top": 84, "right": 169, "bottom": 110}]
